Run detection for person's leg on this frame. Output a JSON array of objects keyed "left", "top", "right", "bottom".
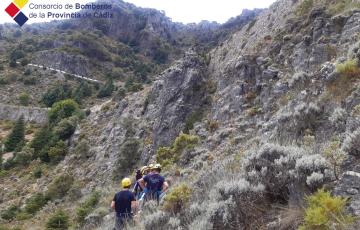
[
  {"left": 114, "top": 216, "right": 124, "bottom": 230},
  {"left": 124, "top": 215, "right": 134, "bottom": 228},
  {"left": 137, "top": 191, "right": 143, "bottom": 200}
]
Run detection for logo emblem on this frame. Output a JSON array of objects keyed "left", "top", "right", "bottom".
[{"left": 5, "top": 0, "right": 29, "bottom": 26}]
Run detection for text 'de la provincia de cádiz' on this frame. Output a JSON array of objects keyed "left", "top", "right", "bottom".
[{"left": 28, "top": 3, "right": 113, "bottom": 19}]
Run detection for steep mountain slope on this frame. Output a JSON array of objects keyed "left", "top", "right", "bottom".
[{"left": 1, "top": 0, "right": 360, "bottom": 229}]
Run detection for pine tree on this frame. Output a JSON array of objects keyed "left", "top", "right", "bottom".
[
  {"left": 97, "top": 79, "right": 114, "bottom": 98},
  {"left": 30, "top": 125, "right": 53, "bottom": 159},
  {"left": 4, "top": 116, "right": 25, "bottom": 152}
]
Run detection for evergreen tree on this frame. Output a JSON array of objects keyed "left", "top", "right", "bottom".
[
  {"left": 41, "top": 84, "right": 73, "bottom": 107},
  {"left": 72, "top": 81, "right": 92, "bottom": 103},
  {"left": 4, "top": 116, "right": 25, "bottom": 152},
  {"left": 46, "top": 210, "right": 69, "bottom": 230},
  {"left": 29, "top": 125, "right": 55, "bottom": 159},
  {"left": 97, "top": 79, "right": 114, "bottom": 98}
]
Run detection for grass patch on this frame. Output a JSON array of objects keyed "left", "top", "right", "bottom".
[
  {"left": 328, "top": 0, "right": 360, "bottom": 15},
  {"left": 296, "top": 0, "right": 314, "bottom": 17},
  {"left": 336, "top": 59, "right": 359, "bottom": 78},
  {"left": 326, "top": 59, "right": 359, "bottom": 102}
]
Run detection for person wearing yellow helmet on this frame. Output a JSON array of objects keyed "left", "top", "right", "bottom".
[
  {"left": 111, "top": 177, "right": 137, "bottom": 230},
  {"left": 147, "top": 164, "right": 154, "bottom": 174},
  {"left": 133, "top": 166, "right": 150, "bottom": 200},
  {"left": 140, "top": 166, "right": 150, "bottom": 176},
  {"left": 138, "top": 163, "right": 169, "bottom": 203}
]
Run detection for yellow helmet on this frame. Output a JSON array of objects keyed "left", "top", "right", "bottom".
[
  {"left": 140, "top": 166, "right": 149, "bottom": 174},
  {"left": 153, "top": 163, "right": 161, "bottom": 170},
  {"left": 121, "top": 178, "right": 131, "bottom": 188},
  {"left": 148, "top": 163, "right": 154, "bottom": 169}
]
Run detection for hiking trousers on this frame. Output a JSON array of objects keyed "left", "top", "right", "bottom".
[{"left": 114, "top": 214, "right": 132, "bottom": 230}]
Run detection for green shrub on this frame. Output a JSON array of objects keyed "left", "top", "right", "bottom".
[
  {"left": 20, "top": 58, "right": 29, "bottom": 66},
  {"left": 48, "top": 141, "right": 68, "bottom": 164},
  {"left": 13, "top": 146, "right": 34, "bottom": 166},
  {"left": 46, "top": 174, "right": 74, "bottom": 200},
  {"left": 9, "top": 49, "right": 25, "bottom": 60},
  {"left": 33, "top": 166, "right": 42, "bottom": 178},
  {"left": 74, "top": 140, "right": 90, "bottom": 158},
  {"left": 156, "top": 147, "right": 174, "bottom": 168},
  {"left": 15, "top": 211, "right": 32, "bottom": 220},
  {"left": 163, "top": 183, "right": 192, "bottom": 214},
  {"left": 23, "top": 77, "right": 36, "bottom": 85},
  {"left": 336, "top": 59, "right": 359, "bottom": 78},
  {"left": 23, "top": 69, "right": 31, "bottom": 76},
  {"left": 38, "top": 147, "right": 51, "bottom": 163},
  {"left": 156, "top": 133, "right": 199, "bottom": 168},
  {"left": 9, "top": 59, "right": 17, "bottom": 68},
  {"left": 299, "top": 189, "right": 355, "bottom": 230},
  {"left": 19, "top": 93, "right": 30, "bottom": 106},
  {"left": 46, "top": 210, "right": 69, "bottom": 230},
  {"left": 172, "top": 133, "right": 199, "bottom": 153},
  {"left": 2, "top": 158, "right": 16, "bottom": 170},
  {"left": 183, "top": 110, "right": 203, "bottom": 134},
  {"left": 1, "top": 205, "right": 19, "bottom": 220},
  {"left": 0, "top": 77, "right": 9, "bottom": 85},
  {"left": 113, "top": 87, "right": 126, "bottom": 101},
  {"left": 76, "top": 191, "right": 100, "bottom": 224},
  {"left": 124, "top": 78, "right": 143, "bottom": 92},
  {"left": 53, "top": 116, "right": 78, "bottom": 140},
  {"left": 48, "top": 99, "right": 80, "bottom": 124},
  {"left": 4, "top": 116, "right": 25, "bottom": 152},
  {"left": 24, "top": 193, "right": 48, "bottom": 215}
]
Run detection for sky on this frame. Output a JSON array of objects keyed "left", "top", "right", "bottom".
[{"left": 1, "top": 0, "right": 276, "bottom": 25}]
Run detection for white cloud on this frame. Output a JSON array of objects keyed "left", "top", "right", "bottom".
[{"left": 0, "top": 0, "right": 275, "bottom": 25}]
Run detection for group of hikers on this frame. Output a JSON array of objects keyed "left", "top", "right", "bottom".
[{"left": 111, "top": 163, "right": 169, "bottom": 229}]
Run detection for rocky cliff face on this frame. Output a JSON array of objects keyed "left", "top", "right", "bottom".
[
  {"left": 1, "top": 0, "right": 360, "bottom": 229},
  {"left": 33, "top": 51, "right": 91, "bottom": 77},
  {"left": 145, "top": 50, "right": 210, "bottom": 148},
  {"left": 0, "top": 104, "right": 48, "bottom": 124}
]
